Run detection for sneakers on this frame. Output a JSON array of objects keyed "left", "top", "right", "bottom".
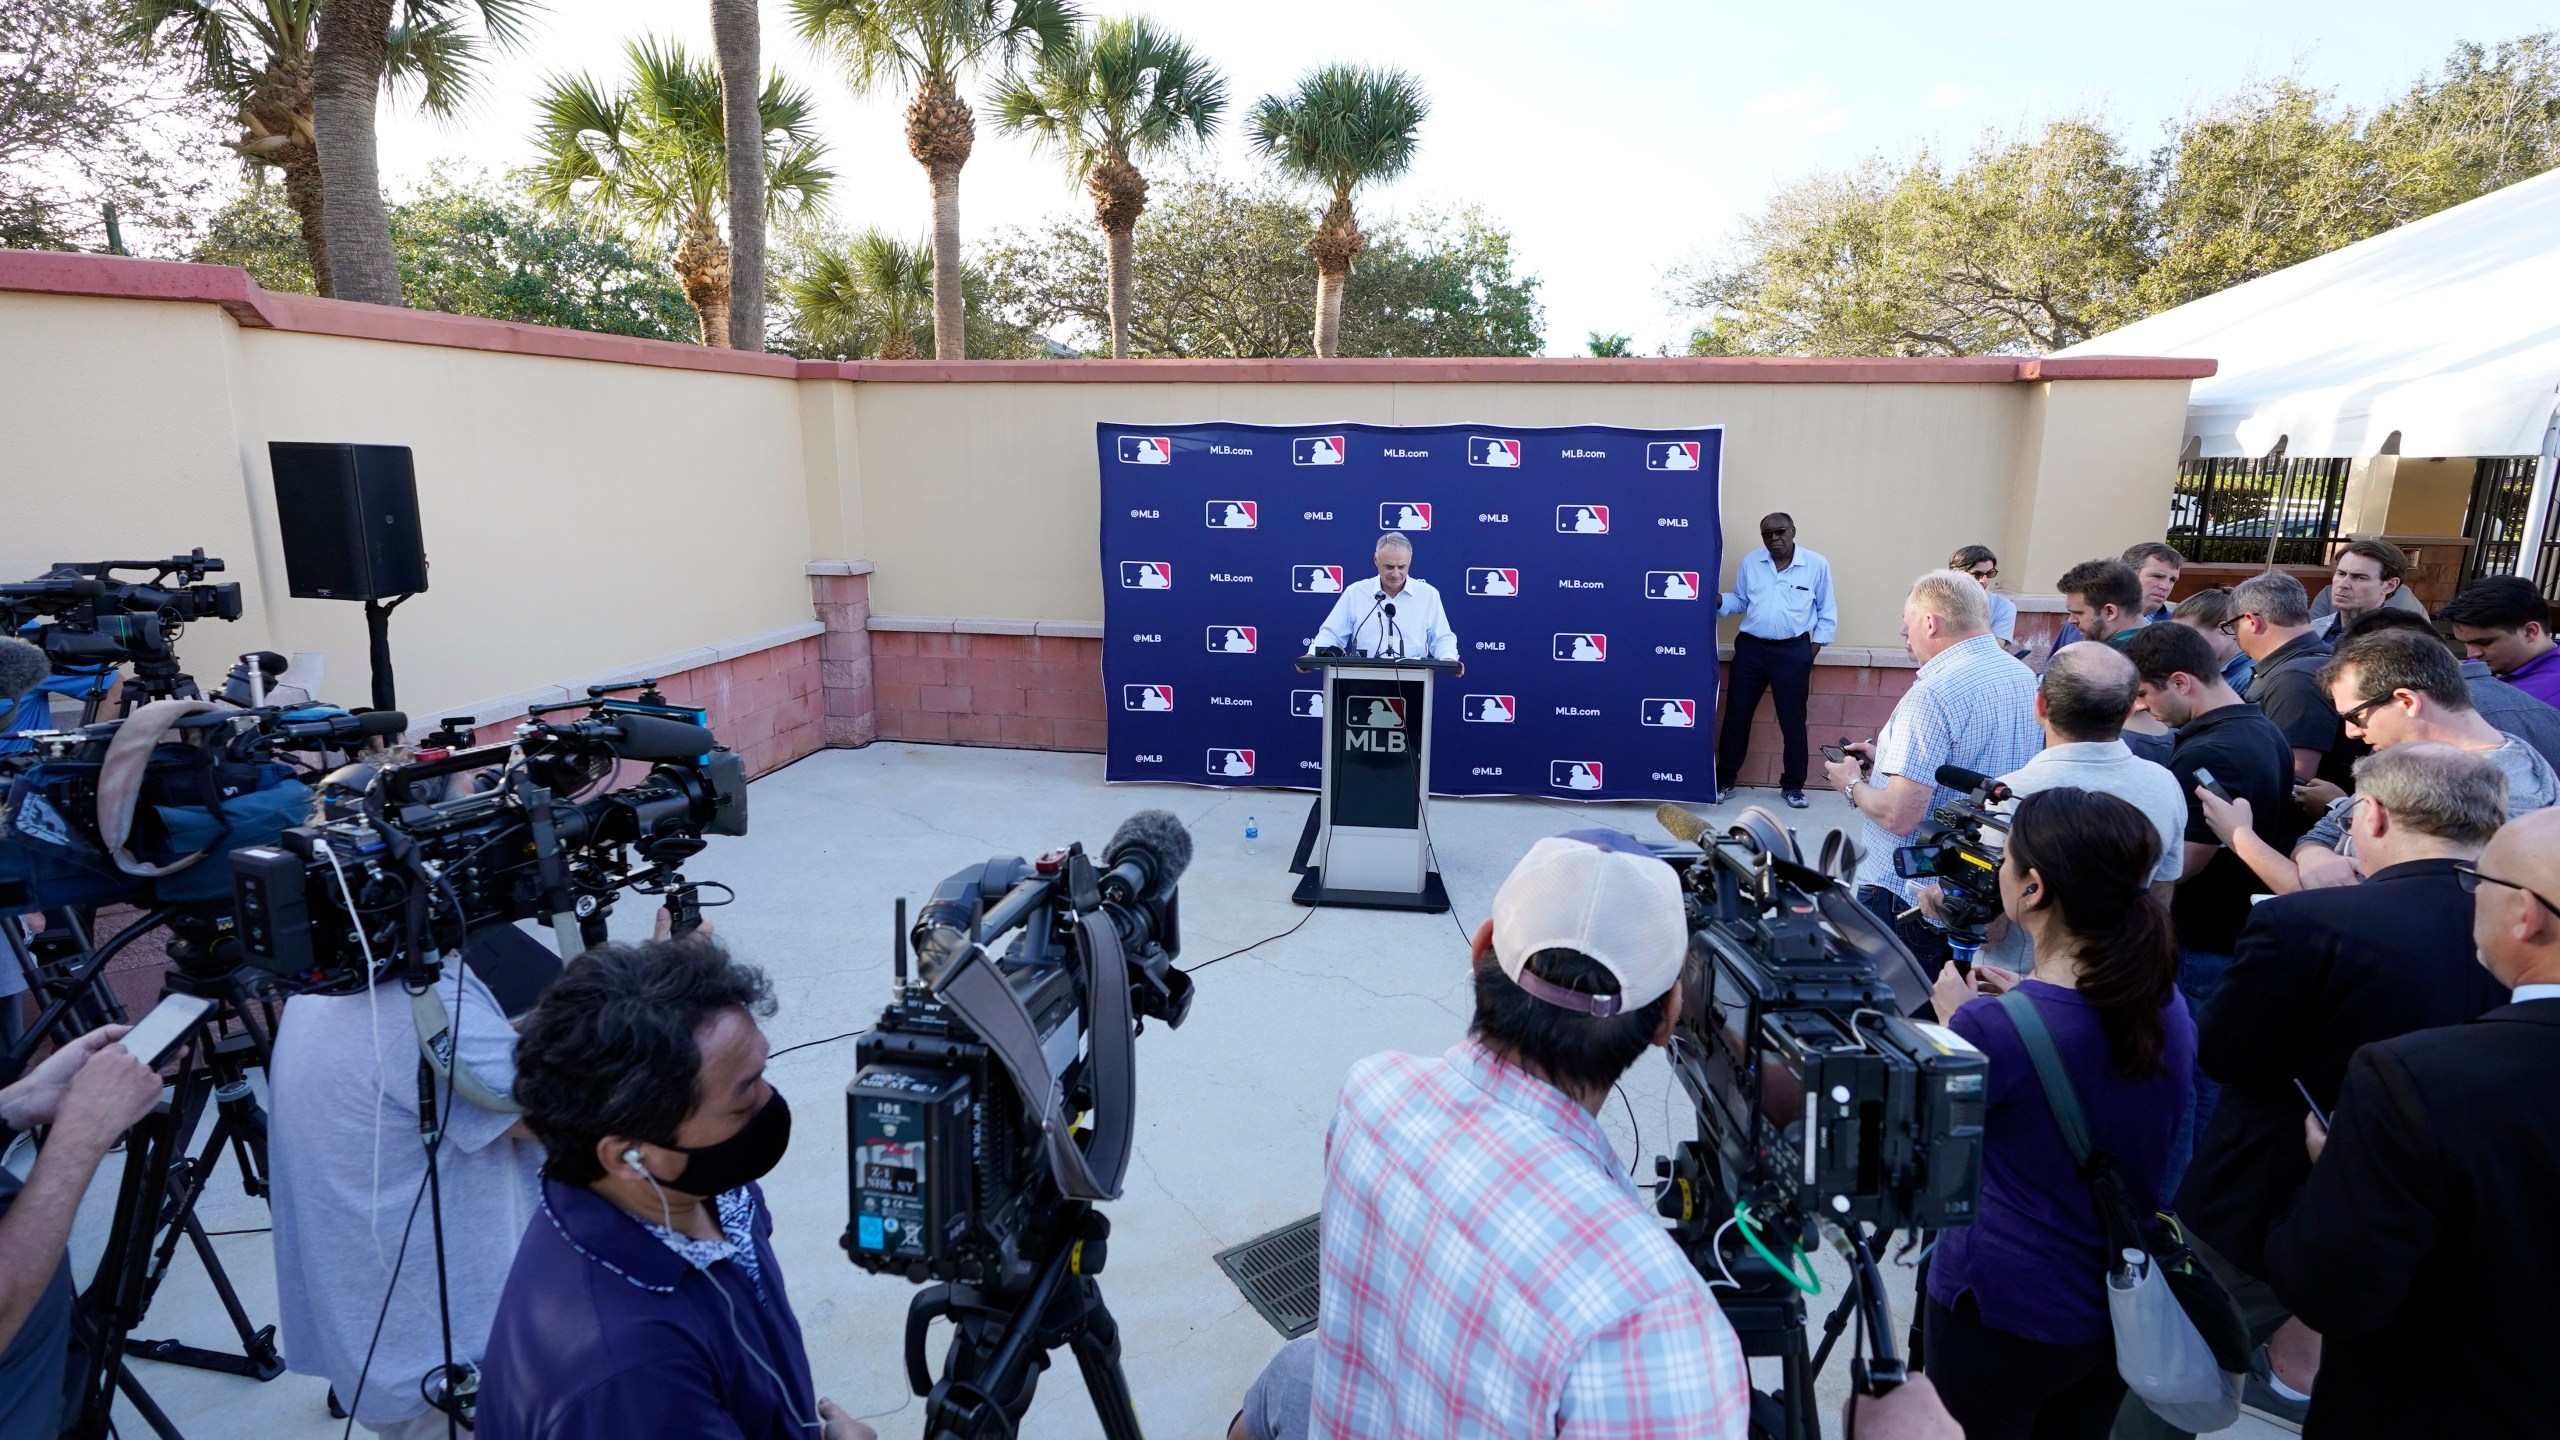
[
  {"left": 1783, "top": 790, "right": 1810, "bottom": 809},
  {"left": 2243, "top": 1348, "right": 2309, "bottom": 1432}
]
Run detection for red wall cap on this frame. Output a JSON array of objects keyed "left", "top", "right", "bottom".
[{"left": 2, "top": 250, "right": 2217, "bottom": 384}]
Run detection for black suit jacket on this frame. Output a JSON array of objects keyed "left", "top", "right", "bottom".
[
  {"left": 2264, "top": 998, "right": 2560, "bottom": 1439},
  {"left": 2176, "top": 859, "right": 2509, "bottom": 1276}
]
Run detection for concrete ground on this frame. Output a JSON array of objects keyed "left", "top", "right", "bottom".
[{"left": 60, "top": 743, "right": 2285, "bottom": 1440}]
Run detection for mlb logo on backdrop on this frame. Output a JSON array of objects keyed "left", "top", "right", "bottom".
[
  {"left": 1208, "top": 748, "right": 1256, "bottom": 777},
  {"left": 1464, "top": 694, "right": 1517, "bottom": 723},
  {"left": 1120, "top": 560, "right": 1172, "bottom": 589},
  {"left": 1469, "top": 436, "right": 1522, "bottom": 468},
  {"left": 1121, "top": 684, "right": 1175, "bottom": 712},
  {"left": 1465, "top": 567, "right": 1521, "bottom": 597},
  {"left": 1551, "top": 760, "right": 1605, "bottom": 791},
  {"left": 1556, "top": 505, "right": 1611, "bottom": 534},
  {"left": 1207, "top": 626, "right": 1258, "bottom": 653},
  {"left": 1348, "top": 697, "right": 1407, "bottom": 729},
  {"left": 1380, "top": 502, "right": 1433, "bottom": 531},
  {"left": 1206, "top": 500, "right": 1258, "bottom": 529},
  {"left": 1647, "top": 441, "right": 1703, "bottom": 471},
  {"left": 1293, "top": 564, "right": 1345, "bottom": 593},
  {"left": 1293, "top": 436, "right": 1348, "bottom": 465},
  {"left": 1646, "top": 571, "right": 1702, "bottom": 600},
  {"left": 1290, "top": 690, "right": 1325, "bottom": 718},
  {"left": 1554, "top": 633, "right": 1608, "bottom": 661},
  {"left": 1642, "top": 698, "right": 1698, "bottom": 728},
  {"left": 1117, "top": 435, "right": 1173, "bottom": 465}
]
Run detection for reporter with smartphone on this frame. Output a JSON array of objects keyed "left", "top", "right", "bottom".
[{"left": 0, "top": 1025, "right": 164, "bottom": 1434}]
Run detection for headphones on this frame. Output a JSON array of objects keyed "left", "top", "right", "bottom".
[{"left": 618, "top": 1146, "right": 821, "bottom": 1433}]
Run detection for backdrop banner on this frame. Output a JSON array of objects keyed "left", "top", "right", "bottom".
[{"left": 1098, "top": 422, "right": 1724, "bottom": 804}]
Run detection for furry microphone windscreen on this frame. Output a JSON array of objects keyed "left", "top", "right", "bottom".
[
  {"left": 1104, "top": 809, "right": 1193, "bottom": 901},
  {"left": 0, "top": 637, "right": 50, "bottom": 703}
]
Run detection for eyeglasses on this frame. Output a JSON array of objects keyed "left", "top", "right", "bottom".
[
  {"left": 2337, "top": 691, "right": 2398, "bottom": 729},
  {"left": 2215, "top": 615, "right": 2246, "bottom": 635},
  {"left": 1761, "top": 528, "right": 1791, "bottom": 539},
  {"left": 2453, "top": 861, "right": 2560, "bottom": 922},
  {"left": 1967, "top": 567, "right": 1999, "bottom": 580}
]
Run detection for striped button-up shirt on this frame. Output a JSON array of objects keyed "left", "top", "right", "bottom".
[
  {"left": 1309, "top": 1042, "right": 1749, "bottom": 1440},
  {"left": 1852, "top": 633, "right": 2042, "bottom": 902}
]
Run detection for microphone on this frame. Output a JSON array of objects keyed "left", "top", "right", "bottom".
[
  {"left": 1655, "top": 801, "right": 1711, "bottom": 846},
  {"left": 1101, "top": 809, "right": 1193, "bottom": 902},
  {"left": 245, "top": 651, "right": 288, "bottom": 676},
  {"left": 0, "top": 636, "right": 49, "bottom": 702},
  {"left": 1351, "top": 589, "right": 1387, "bottom": 657},
  {"left": 1381, "top": 601, "right": 1400, "bottom": 658},
  {"left": 277, "top": 709, "right": 410, "bottom": 743},
  {"left": 1934, "top": 764, "right": 2011, "bottom": 801},
  {"left": 550, "top": 713, "right": 716, "bottom": 762}
]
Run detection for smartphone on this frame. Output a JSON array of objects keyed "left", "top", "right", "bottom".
[
  {"left": 2292, "top": 1078, "right": 2331, "bottom": 1130},
  {"left": 2194, "top": 767, "right": 2234, "bottom": 802},
  {"left": 119, "top": 993, "right": 216, "bottom": 1068},
  {"left": 1821, "top": 742, "right": 1850, "bottom": 764}
]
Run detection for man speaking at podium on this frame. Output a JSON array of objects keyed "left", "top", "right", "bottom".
[{"left": 1312, "top": 533, "right": 1462, "bottom": 671}]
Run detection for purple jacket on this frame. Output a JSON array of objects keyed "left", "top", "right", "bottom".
[{"left": 477, "top": 1177, "right": 818, "bottom": 1440}]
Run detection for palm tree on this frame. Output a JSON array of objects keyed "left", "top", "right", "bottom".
[
  {"left": 528, "top": 37, "right": 833, "bottom": 345},
  {"left": 1247, "top": 65, "right": 1426, "bottom": 358},
  {"left": 990, "top": 17, "right": 1223, "bottom": 359},
  {"left": 792, "top": 0, "right": 1077, "bottom": 359},
  {"left": 781, "top": 229, "right": 944, "bottom": 357},
  {"left": 312, "top": 0, "right": 399, "bottom": 301},
  {"left": 118, "top": 0, "right": 535, "bottom": 298},
  {"left": 1586, "top": 332, "right": 1633, "bottom": 357},
  {"left": 708, "top": 0, "right": 766, "bottom": 349}
]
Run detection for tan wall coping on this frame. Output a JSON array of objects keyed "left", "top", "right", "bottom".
[
  {"left": 869, "top": 615, "right": 1105, "bottom": 639},
  {"left": 431, "top": 619, "right": 822, "bottom": 733},
  {"left": 805, "top": 559, "right": 877, "bottom": 576}
]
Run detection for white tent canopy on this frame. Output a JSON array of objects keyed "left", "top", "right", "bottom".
[{"left": 2058, "top": 167, "right": 2560, "bottom": 461}]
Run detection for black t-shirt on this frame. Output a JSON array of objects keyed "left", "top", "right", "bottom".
[
  {"left": 2168, "top": 701, "right": 2300, "bottom": 955},
  {"left": 2246, "top": 633, "right": 2339, "bottom": 772}
]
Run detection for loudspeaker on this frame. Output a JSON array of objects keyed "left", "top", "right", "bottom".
[{"left": 267, "top": 442, "right": 430, "bottom": 601}]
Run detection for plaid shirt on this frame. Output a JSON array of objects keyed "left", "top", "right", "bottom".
[
  {"left": 1851, "top": 632, "right": 2042, "bottom": 902},
  {"left": 1309, "top": 1042, "right": 1749, "bottom": 1440}
]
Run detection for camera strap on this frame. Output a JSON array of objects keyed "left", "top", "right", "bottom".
[
  {"left": 407, "top": 982, "right": 523, "bottom": 1115},
  {"left": 934, "top": 912, "right": 1137, "bottom": 1201},
  {"left": 95, "top": 698, "right": 227, "bottom": 876}
]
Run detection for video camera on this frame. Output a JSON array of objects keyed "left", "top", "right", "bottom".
[
  {"left": 227, "top": 689, "right": 747, "bottom": 992},
  {"left": 1889, "top": 765, "right": 2014, "bottom": 953},
  {"left": 1, "top": 550, "right": 245, "bottom": 704}
]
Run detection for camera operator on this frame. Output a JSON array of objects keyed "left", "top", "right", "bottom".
[
  {"left": 2259, "top": 807, "right": 2560, "bottom": 1438},
  {"left": 1922, "top": 788, "right": 2191, "bottom": 1440},
  {"left": 0, "top": 1026, "right": 160, "bottom": 1435},
  {"left": 2133, "top": 743, "right": 2515, "bottom": 1439},
  {"left": 1231, "top": 830, "right": 1969, "bottom": 1440},
  {"left": 478, "top": 931, "right": 871, "bottom": 1440}
]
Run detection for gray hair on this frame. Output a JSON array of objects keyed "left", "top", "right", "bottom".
[
  {"left": 2232, "top": 571, "right": 2312, "bottom": 628},
  {"left": 2352, "top": 741, "right": 2509, "bottom": 847},
  {"left": 1374, "top": 532, "right": 1414, "bottom": 557},
  {"left": 1907, "top": 568, "right": 1990, "bottom": 632},
  {"left": 2041, "top": 643, "right": 2138, "bottom": 742}
]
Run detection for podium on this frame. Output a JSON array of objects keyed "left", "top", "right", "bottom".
[{"left": 1290, "top": 653, "right": 1457, "bottom": 912}]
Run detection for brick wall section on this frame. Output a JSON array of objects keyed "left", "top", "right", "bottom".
[
  {"left": 813, "top": 571, "right": 878, "bottom": 748},
  {"left": 463, "top": 634, "right": 825, "bottom": 779},
  {"left": 872, "top": 629, "right": 1107, "bottom": 750},
  {"left": 1715, "top": 660, "right": 1919, "bottom": 791}
]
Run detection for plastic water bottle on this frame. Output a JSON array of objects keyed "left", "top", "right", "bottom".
[{"left": 1245, "top": 816, "right": 1260, "bottom": 856}]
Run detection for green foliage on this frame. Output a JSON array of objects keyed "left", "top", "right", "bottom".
[
  {"left": 1, "top": 0, "right": 226, "bottom": 253},
  {"left": 193, "top": 172, "right": 698, "bottom": 339},
  {"left": 115, "top": 0, "right": 536, "bottom": 117},
  {"left": 1586, "top": 332, "right": 1633, "bottom": 357},
  {"left": 973, "top": 169, "right": 1541, "bottom": 357},
  {"left": 773, "top": 225, "right": 1043, "bottom": 359},
  {"left": 1675, "top": 30, "right": 2560, "bottom": 354},
  {"left": 789, "top": 0, "right": 1076, "bottom": 93},
  {"left": 988, "top": 14, "right": 1224, "bottom": 184},
  {"left": 1247, "top": 64, "right": 1427, "bottom": 204}
]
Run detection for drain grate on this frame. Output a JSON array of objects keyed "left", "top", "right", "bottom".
[{"left": 1215, "top": 1215, "right": 1322, "bottom": 1338}]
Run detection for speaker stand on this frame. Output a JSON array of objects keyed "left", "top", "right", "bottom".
[{"left": 362, "top": 593, "right": 412, "bottom": 713}]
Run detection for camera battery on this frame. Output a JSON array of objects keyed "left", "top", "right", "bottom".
[{"left": 845, "top": 1065, "right": 971, "bottom": 1277}]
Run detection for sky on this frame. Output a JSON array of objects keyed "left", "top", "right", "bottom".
[{"left": 369, "top": 0, "right": 2559, "bottom": 355}]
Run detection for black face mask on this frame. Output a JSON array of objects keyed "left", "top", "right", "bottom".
[{"left": 663, "top": 1089, "right": 791, "bottom": 1197}]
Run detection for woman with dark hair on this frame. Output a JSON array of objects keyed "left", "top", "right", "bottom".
[
  {"left": 1949, "top": 544, "right": 2018, "bottom": 646},
  {"left": 1922, "top": 787, "right": 2194, "bottom": 1440}
]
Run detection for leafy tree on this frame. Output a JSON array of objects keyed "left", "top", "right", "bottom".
[
  {"left": 975, "top": 168, "right": 1539, "bottom": 357},
  {"left": 1586, "top": 332, "right": 1632, "bottom": 357},
  {"left": 0, "top": 0, "right": 225, "bottom": 253},
  {"left": 773, "top": 223, "right": 1040, "bottom": 358},
  {"left": 528, "top": 36, "right": 832, "bottom": 344},
  {"left": 990, "top": 16, "right": 1224, "bottom": 358},
  {"left": 1247, "top": 64, "right": 1427, "bottom": 357},
  {"left": 193, "top": 170, "right": 699, "bottom": 338},
  {"left": 792, "top": 0, "right": 1077, "bottom": 359}
]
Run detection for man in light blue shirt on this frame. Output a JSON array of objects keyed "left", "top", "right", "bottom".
[
  {"left": 1715, "top": 513, "right": 1837, "bottom": 807},
  {"left": 1311, "top": 533, "right": 1462, "bottom": 665}
]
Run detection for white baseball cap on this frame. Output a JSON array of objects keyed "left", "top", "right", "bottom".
[{"left": 1489, "top": 830, "right": 1688, "bottom": 1015}]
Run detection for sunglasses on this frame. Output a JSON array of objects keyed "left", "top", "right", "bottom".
[
  {"left": 1761, "top": 528, "right": 1792, "bottom": 539},
  {"left": 1967, "top": 566, "right": 1998, "bottom": 580},
  {"left": 2337, "top": 691, "right": 2397, "bottom": 729},
  {"left": 2454, "top": 861, "right": 2560, "bottom": 921}
]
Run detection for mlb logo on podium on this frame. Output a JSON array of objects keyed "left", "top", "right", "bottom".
[
  {"left": 1208, "top": 748, "right": 1256, "bottom": 777},
  {"left": 1465, "top": 567, "right": 1521, "bottom": 597},
  {"left": 1348, "top": 696, "right": 1407, "bottom": 729},
  {"left": 1293, "top": 564, "right": 1346, "bottom": 593},
  {"left": 1120, "top": 560, "right": 1172, "bottom": 589},
  {"left": 1121, "top": 684, "right": 1174, "bottom": 712},
  {"left": 1556, "top": 505, "right": 1611, "bottom": 534},
  {"left": 1206, "top": 500, "right": 1258, "bottom": 529},
  {"left": 1646, "top": 571, "right": 1703, "bottom": 600},
  {"left": 1206, "top": 626, "right": 1258, "bottom": 653},
  {"left": 1293, "top": 436, "right": 1347, "bottom": 466},
  {"left": 1464, "top": 694, "right": 1517, "bottom": 723},
  {"left": 1642, "top": 698, "right": 1698, "bottom": 728},
  {"left": 1117, "top": 435, "right": 1173, "bottom": 465},
  {"left": 1379, "top": 501, "right": 1432, "bottom": 531},
  {"left": 1550, "top": 760, "right": 1605, "bottom": 791},
  {"left": 1469, "top": 436, "right": 1522, "bottom": 468},
  {"left": 1290, "top": 690, "right": 1325, "bottom": 718},
  {"left": 1553, "top": 632, "right": 1608, "bottom": 662},
  {"left": 1647, "top": 441, "right": 1703, "bottom": 471}
]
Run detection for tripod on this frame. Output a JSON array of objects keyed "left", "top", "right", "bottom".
[
  {"left": 63, "top": 915, "right": 285, "bottom": 1440},
  {"left": 902, "top": 1205, "right": 1144, "bottom": 1440}
]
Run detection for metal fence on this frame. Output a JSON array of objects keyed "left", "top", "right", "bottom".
[
  {"left": 2455, "top": 457, "right": 2560, "bottom": 602},
  {"left": 2168, "top": 456, "right": 2355, "bottom": 566}
]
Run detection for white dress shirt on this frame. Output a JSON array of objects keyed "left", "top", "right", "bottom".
[
  {"left": 1313, "top": 576, "right": 1460, "bottom": 661},
  {"left": 1718, "top": 547, "right": 1838, "bottom": 644}
]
